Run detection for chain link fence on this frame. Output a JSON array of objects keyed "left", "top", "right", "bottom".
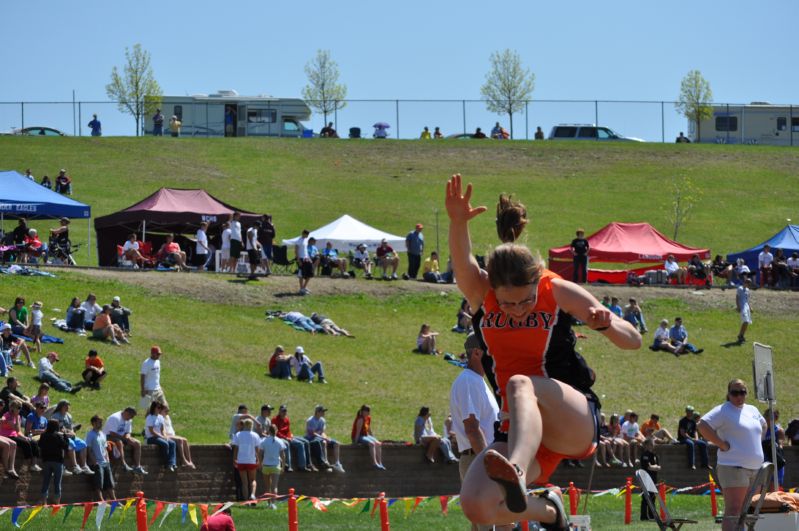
[{"left": 2, "top": 99, "right": 796, "bottom": 145}]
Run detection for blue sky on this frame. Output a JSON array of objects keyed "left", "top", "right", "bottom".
[{"left": 2, "top": 0, "right": 797, "bottom": 138}]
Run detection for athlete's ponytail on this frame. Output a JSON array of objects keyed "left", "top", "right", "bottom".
[{"left": 495, "top": 194, "right": 528, "bottom": 243}]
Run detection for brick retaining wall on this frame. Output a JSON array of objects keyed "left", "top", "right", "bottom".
[{"left": 1, "top": 444, "right": 796, "bottom": 505}]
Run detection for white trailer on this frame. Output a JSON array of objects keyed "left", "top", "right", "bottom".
[
  {"left": 144, "top": 90, "right": 312, "bottom": 137},
  {"left": 690, "top": 103, "right": 799, "bottom": 146}
]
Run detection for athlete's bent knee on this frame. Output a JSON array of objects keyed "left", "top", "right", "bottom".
[
  {"left": 506, "top": 374, "right": 533, "bottom": 396},
  {"left": 460, "top": 490, "right": 500, "bottom": 526}
]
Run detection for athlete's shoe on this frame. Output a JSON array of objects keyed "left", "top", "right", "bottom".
[
  {"left": 538, "top": 489, "right": 569, "bottom": 530},
  {"left": 483, "top": 449, "right": 527, "bottom": 513}
]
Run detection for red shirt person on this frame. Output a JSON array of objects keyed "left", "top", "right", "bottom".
[{"left": 375, "top": 239, "right": 399, "bottom": 279}]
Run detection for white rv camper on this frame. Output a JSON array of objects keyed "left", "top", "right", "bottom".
[
  {"left": 144, "top": 90, "right": 312, "bottom": 137},
  {"left": 690, "top": 103, "right": 799, "bottom": 146}
]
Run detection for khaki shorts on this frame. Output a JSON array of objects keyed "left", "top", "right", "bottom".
[
  {"left": 261, "top": 465, "right": 281, "bottom": 475},
  {"left": 717, "top": 464, "right": 758, "bottom": 488}
]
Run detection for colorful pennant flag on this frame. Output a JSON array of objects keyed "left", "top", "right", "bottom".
[
  {"left": 158, "top": 504, "right": 177, "bottom": 528},
  {"left": 19, "top": 506, "right": 42, "bottom": 528},
  {"left": 188, "top": 505, "right": 198, "bottom": 528},
  {"left": 80, "top": 502, "right": 93, "bottom": 530},
  {"left": 95, "top": 502, "right": 107, "bottom": 530}
]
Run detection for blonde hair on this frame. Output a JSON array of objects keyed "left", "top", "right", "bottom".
[{"left": 487, "top": 244, "right": 543, "bottom": 288}]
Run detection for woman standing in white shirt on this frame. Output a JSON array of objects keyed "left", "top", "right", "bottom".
[
  {"left": 232, "top": 418, "right": 261, "bottom": 501},
  {"left": 220, "top": 222, "right": 232, "bottom": 272},
  {"left": 698, "top": 379, "right": 766, "bottom": 531}
]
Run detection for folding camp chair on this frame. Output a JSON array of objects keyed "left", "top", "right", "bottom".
[
  {"left": 727, "top": 462, "right": 773, "bottom": 531},
  {"left": 636, "top": 469, "right": 697, "bottom": 530},
  {"left": 271, "top": 245, "right": 296, "bottom": 275}
]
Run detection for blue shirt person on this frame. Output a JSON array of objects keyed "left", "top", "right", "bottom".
[
  {"left": 88, "top": 114, "right": 102, "bottom": 136},
  {"left": 669, "top": 317, "right": 703, "bottom": 354},
  {"left": 405, "top": 224, "right": 425, "bottom": 279}
]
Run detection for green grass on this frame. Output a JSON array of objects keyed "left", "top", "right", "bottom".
[{"left": 0, "top": 493, "right": 726, "bottom": 530}]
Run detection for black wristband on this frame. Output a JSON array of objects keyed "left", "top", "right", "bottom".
[{"left": 594, "top": 325, "right": 610, "bottom": 332}]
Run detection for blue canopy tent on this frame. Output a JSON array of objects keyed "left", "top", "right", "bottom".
[
  {"left": 0, "top": 170, "right": 92, "bottom": 261},
  {"left": 727, "top": 224, "right": 799, "bottom": 281}
]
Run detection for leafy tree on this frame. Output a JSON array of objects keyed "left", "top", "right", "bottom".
[
  {"left": 480, "top": 49, "right": 535, "bottom": 139},
  {"left": 302, "top": 50, "right": 347, "bottom": 125},
  {"left": 106, "top": 44, "right": 162, "bottom": 136},
  {"left": 675, "top": 70, "right": 713, "bottom": 142},
  {"left": 669, "top": 174, "right": 702, "bottom": 241}
]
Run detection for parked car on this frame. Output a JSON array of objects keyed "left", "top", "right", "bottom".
[
  {"left": 3, "top": 126, "right": 67, "bottom": 136},
  {"left": 548, "top": 124, "right": 643, "bottom": 142}
]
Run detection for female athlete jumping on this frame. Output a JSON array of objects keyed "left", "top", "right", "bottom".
[{"left": 446, "top": 174, "right": 641, "bottom": 528}]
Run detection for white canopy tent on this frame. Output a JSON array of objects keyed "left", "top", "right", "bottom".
[{"left": 282, "top": 214, "right": 406, "bottom": 253}]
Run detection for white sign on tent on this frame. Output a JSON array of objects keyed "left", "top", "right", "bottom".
[{"left": 281, "top": 214, "right": 407, "bottom": 252}]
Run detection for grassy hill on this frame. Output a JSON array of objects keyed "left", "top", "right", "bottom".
[{"left": 0, "top": 137, "right": 797, "bottom": 447}]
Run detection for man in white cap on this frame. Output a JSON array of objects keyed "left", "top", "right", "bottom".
[
  {"left": 38, "top": 351, "right": 75, "bottom": 393},
  {"left": 289, "top": 346, "right": 326, "bottom": 383},
  {"left": 110, "top": 296, "right": 132, "bottom": 335},
  {"left": 449, "top": 333, "right": 500, "bottom": 531}
]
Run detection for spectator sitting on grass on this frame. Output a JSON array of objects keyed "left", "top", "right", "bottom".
[
  {"left": 650, "top": 319, "right": 679, "bottom": 355},
  {"left": 623, "top": 298, "right": 648, "bottom": 333},
  {"left": 0, "top": 377, "right": 35, "bottom": 416},
  {"left": 79, "top": 294, "right": 102, "bottom": 331},
  {"left": 608, "top": 297, "right": 623, "bottom": 317},
  {"left": 93, "top": 305, "right": 129, "bottom": 345},
  {"left": 110, "top": 296, "right": 132, "bottom": 335},
  {"left": 268, "top": 346, "right": 292, "bottom": 380},
  {"left": 351, "top": 404, "right": 385, "bottom": 470},
  {"left": 82, "top": 349, "right": 106, "bottom": 389},
  {"left": 1, "top": 323, "right": 34, "bottom": 372},
  {"left": 452, "top": 299, "right": 473, "bottom": 333},
  {"left": 31, "top": 383, "right": 50, "bottom": 411},
  {"left": 640, "top": 413, "right": 676, "bottom": 443},
  {"left": 669, "top": 317, "right": 703, "bottom": 354},
  {"left": 290, "top": 346, "right": 326, "bottom": 384},
  {"left": 422, "top": 251, "right": 445, "bottom": 283},
  {"left": 416, "top": 323, "right": 440, "bottom": 354},
  {"left": 38, "top": 352, "right": 75, "bottom": 393},
  {"left": 275, "top": 311, "right": 324, "bottom": 334},
  {"left": 40, "top": 175, "right": 52, "bottom": 189},
  {"left": 310, "top": 312, "right": 353, "bottom": 337},
  {"left": 65, "top": 297, "right": 86, "bottom": 333}
]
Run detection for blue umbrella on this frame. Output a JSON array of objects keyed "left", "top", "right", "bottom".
[{"left": 373, "top": 122, "right": 390, "bottom": 129}]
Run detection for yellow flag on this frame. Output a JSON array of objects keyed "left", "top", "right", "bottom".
[
  {"left": 188, "top": 504, "right": 198, "bottom": 528},
  {"left": 403, "top": 498, "right": 413, "bottom": 518},
  {"left": 20, "top": 506, "right": 43, "bottom": 528}
]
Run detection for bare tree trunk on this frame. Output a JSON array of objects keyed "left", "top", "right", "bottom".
[{"left": 508, "top": 112, "right": 514, "bottom": 139}]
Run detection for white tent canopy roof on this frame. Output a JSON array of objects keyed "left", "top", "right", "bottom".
[{"left": 282, "top": 214, "right": 406, "bottom": 252}]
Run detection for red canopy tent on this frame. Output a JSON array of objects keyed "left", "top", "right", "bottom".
[
  {"left": 94, "top": 188, "right": 262, "bottom": 266},
  {"left": 548, "top": 222, "right": 711, "bottom": 284}
]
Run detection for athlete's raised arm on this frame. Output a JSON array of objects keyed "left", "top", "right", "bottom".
[{"left": 445, "top": 174, "right": 490, "bottom": 309}]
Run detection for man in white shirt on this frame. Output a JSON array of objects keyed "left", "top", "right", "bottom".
[
  {"left": 229, "top": 212, "right": 243, "bottom": 273},
  {"left": 194, "top": 221, "right": 210, "bottom": 271},
  {"left": 38, "top": 351, "right": 74, "bottom": 392},
  {"left": 664, "top": 255, "right": 686, "bottom": 284},
  {"left": 736, "top": 278, "right": 752, "bottom": 343},
  {"left": 295, "top": 229, "right": 313, "bottom": 295},
  {"left": 140, "top": 346, "right": 166, "bottom": 409},
  {"left": 449, "top": 333, "right": 500, "bottom": 531},
  {"left": 788, "top": 252, "right": 799, "bottom": 288},
  {"left": 758, "top": 245, "right": 774, "bottom": 288},
  {"left": 220, "top": 222, "right": 232, "bottom": 272},
  {"left": 352, "top": 243, "right": 373, "bottom": 279},
  {"left": 103, "top": 407, "right": 147, "bottom": 474},
  {"left": 245, "top": 221, "right": 263, "bottom": 279},
  {"left": 79, "top": 294, "right": 102, "bottom": 330}
]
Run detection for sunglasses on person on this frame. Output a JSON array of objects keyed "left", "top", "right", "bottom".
[{"left": 729, "top": 389, "right": 748, "bottom": 396}]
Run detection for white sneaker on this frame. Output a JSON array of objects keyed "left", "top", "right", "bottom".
[
  {"left": 31, "top": 464, "right": 42, "bottom": 472},
  {"left": 82, "top": 465, "right": 94, "bottom": 475},
  {"left": 333, "top": 463, "right": 345, "bottom": 473},
  {"left": 62, "top": 468, "right": 73, "bottom": 476},
  {"left": 72, "top": 466, "right": 83, "bottom": 475}
]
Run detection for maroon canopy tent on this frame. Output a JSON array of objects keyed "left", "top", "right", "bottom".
[
  {"left": 94, "top": 188, "right": 262, "bottom": 266},
  {"left": 548, "top": 222, "right": 710, "bottom": 284}
]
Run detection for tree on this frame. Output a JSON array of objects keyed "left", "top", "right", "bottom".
[
  {"left": 480, "top": 49, "right": 535, "bottom": 139},
  {"left": 106, "top": 44, "right": 162, "bottom": 136},
  {"left": 302, "top": 50, "right": 347, "bottom": 126},
  {"left": 675, "top": 70, "right": 713, "bottom": 142},
  {"left": 668, "top": 174, "right": 702, "bottom": 241}
]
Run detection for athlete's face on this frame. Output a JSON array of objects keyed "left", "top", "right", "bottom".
[{"left": 495, "top": 283, "right": 537, "bottom": 320}]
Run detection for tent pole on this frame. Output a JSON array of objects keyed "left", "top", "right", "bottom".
[
  {"left": 142, "top": 220, "right": 147, "bottom": 243},
  {"left": 87, "top": 217, "right": 91, "bottom": 265}
]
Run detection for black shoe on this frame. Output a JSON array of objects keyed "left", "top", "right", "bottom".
[
  {"left": 538, "top": 490, "right": 569, "bottom": 530},
  {"left": 483, "top": 450, "right": 527, "bottom": 513},
  {"left": 694, "top": 349, "right": 704, "bottom": 354}
]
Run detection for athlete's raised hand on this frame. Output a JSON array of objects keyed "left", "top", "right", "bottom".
[{"left": 445, "top": 173, "right": 487, "bottom": 223}]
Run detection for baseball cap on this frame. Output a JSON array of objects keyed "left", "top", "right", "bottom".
[
  {"left": 685, "top": 405, "right": 694, "bottom": 412},
  {"left": 295, "top": 346, "right": 304, "bottom": 354},
  {"left": 279, "top": 404, "right": 288, "bottom": 411},
  {"left": 464, "top": 333, "right": 481, "bottom": 352},
  {"left": 261, "top": 404, "right": 273, "bottom": 411},
  {"left": 112, "top": 296, "right": 121, "bottom": 303},
  {"left": 315, "top": 405, "right": 328, "bottom": 413},
  {"left": 47, "top": 352, "right": 60, "bottom": 361},
  {"left": 151, "top": 346, "right": 162, "bottom": 355},
  {"left": 416, "top": 223, "right": 423, "bottom": 230},
  {"left": 0, "top": 323, "right": 11, "bottom": 332}
]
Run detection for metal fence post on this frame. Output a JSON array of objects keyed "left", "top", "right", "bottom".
[
  {"left": 334, "top": 102, "right": 338, "bottom": 132},
  {"left": 20, "top": 102, "right": 24, "bottom": 129},
  {"left": 661, "top": 101, "right": 665, "bottom": 143},
  {"left": 525, "top": 101, "right": 529, "bottom": 140},
  {"left": 78, "top": 102, "right": 82, "bottom": 137},
  {"left": 790, "top": 105, "right": 794, "bottom": 147},
  {"left": 594, "top": 100, "right": 599, "bottom": 140},
  {"left": 462, "top": 100, "right": 466, "bottom": 135},
  {"left": 726, "top": 103, "right": 730, "bottom": 144},
  {"left": 395, "top": 100, "right": 399, "bottom": 139}
]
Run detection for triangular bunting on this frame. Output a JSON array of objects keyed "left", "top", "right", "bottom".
[
  {"left": 94, "top": 502, "right": 107, "bottom": 530},
  {"left": 80, "top": 502, "right": 93, "bottom": 530},
  {"left": 439, "top": 496, "right": 449, "bottom": 515},
  {"left": 19, "top": 506, "right": 43, "bottom": 528},
  {"left": 158, "top": 504, "right": 177, "bottom": 527}
]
